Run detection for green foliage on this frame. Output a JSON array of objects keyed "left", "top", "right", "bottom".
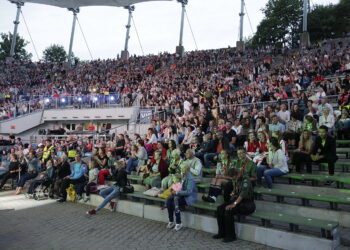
[
  {"left": 0, "top": 32, "right": 32, "bottom": 61},
  {"left": 43, "top": 44, "right": 67, "bottom": 63},
  {"left": 308, "top": 0, "right": 350, "bottom": 42},
  {"left": 251, "top": 0, "right": 303, "bottom": 48}
]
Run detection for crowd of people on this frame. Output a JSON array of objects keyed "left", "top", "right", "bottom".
[
  {"left": 1, "top": 38, "right": 350, "bottom": 121},
  {"left": 1, "top": 38, "right": 350, "bottom": 243}
]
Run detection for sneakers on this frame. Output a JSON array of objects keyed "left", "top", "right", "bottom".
[
  {"left": 84, "top": 197, "right": 90, "bottom": 203},
  {"left": 86, "top": 209, "right": 96, "bottom": 215},
  {"left": 109, "top": 201, "right": 117, "bottom": 211},
  {"left": 174, "top": 223, "right": 183, "bottom": 231},
  {"left": 57, "top": 198, "right": 66, "bottom": 203},
  {"left": 166, "top": 222, "right": 175, "bottom": 229},
  {"left": 77, "top": 195, "right": 82, "bottom": 201},
  {"left": 202, "top": 195, "right": 215, "bottom": 203}
]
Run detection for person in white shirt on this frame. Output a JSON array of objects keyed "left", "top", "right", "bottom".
[
  {"left": 317, "top": 97, "right": 333, "bottom": 116},
  {"left": 183, "top": 98, "right": 192, "bottom": 114},
  {"left": 256, "top": 137, "right": 288, "bottom": 188},
  {"left": 277, "top": 104, "right": 290, "bottom": 124},
  {"left": 232, "top": 119, "right": 242, "bottom": 135},
  {"left": 319, "top": 107, "right": 335, "bottom": 131}
]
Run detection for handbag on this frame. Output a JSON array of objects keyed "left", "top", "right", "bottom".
[
  {"left": 122, "top": 181, "right": 134, "bottom": 194},
  {"left": 143, "top": 187, "right": 162, "bottom": 197}
]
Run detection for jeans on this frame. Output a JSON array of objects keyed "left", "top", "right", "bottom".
[
  {"left": 126, "top": 158, "right": 139, "bottom": 174},
  {"left": 204, "top": 153, "right": 217, "bottom": 168},
  {"left": 264, "top": 168, "right": 286, "bottom": 188},
  {"left": 96, "top": 185, "right": 120, "bottom": 211},
  {"left": 166, "top": 195, "right": 187, "bottom": 224},
  {"left": 17, "top": 173, "right": 38, "bottom": 187},
  {"left": 256, "top": 165, "right": 267, "bottom": 185}
]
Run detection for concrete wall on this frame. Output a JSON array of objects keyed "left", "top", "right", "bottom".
[
  {"left": 0, "top": 111, "right": 43, "bottom": 134},
  {"left": 42, "top": 107, "right": 135, "bottom": 121}
]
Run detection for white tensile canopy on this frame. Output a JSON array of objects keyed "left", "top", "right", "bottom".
[{"left": 10, "top": 0, "right": 172, "bottom": 9}]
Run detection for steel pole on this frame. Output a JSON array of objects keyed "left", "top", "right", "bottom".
[
  {"left": 124, "top": 6, "right": 134, "bottom": 51},
  {"left": 10, "top": 2, "right": 24, "bottom": 57},
  {"left": 302, "top": 0, "right": 308, "bottom": 32},
  {"left": 239, "top": 0, "right": 245, "bottom": 42},
  {"left": 178, "top": 1, "right": 186, "bottom": 47},
  {"left": 68, "top": 8, "right": 79, "bottom": 67}
]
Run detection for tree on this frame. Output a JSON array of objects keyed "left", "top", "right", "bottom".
[
  {"left": 43, "top": 44, "right": 67, "bottom": 63},
  {"left": 308, "top": 0, "right": 350, "bottom": 43},
  {"left": 0, "top": 32, "right": 32, "bottom": 61},
  {"left": 251, "top": 0, "right": 303, "bottom": 48}
]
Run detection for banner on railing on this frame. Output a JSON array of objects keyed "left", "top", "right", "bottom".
[{"left": 139, "top": 109, "right": 153, "bottom": 124}]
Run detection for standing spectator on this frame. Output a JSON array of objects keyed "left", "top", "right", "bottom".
[{"left": 166, "top": 163, "right": 197, "bottom": 231}]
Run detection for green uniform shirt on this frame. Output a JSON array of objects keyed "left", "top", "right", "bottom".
[
  {"left": 235, "top": 159, "right": 256, "bottom": 179},
  {"left": 232, "top": 177, "right": 254, "bottom": 200}
]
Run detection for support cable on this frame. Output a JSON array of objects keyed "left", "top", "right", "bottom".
[
  {"left": 244, "top": 2, "right": 254, "bottom": 35},
  {"left": 131, "top": 16, "right": 144, "bottom": 56},
  {"left": 20, "top": 11, "right": 40, "bottom": 61},
  {"left": 76, "top": 17, "right": 93, "bottom": 60},
  {"left": 185, "top": 10, "right": 198, "bottom": 50}
]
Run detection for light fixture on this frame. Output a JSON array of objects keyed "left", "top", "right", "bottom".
[
  {"left": 110, "top": 96, "right": 115, "bottom": 101},
  {"left": 61, "top": 98, "right": 66, "bottom": 103},
  {"left": 45, "top": 98, "right": 50, "bottom": 103},
  {"left": 78, "top": 97, "right": 82, "bottom": 102}
]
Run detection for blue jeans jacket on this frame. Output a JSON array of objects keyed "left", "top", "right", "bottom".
[{"left": 177, "top": 172, "right": 197, "bottom": 205}]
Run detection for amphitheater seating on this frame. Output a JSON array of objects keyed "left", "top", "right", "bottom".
[{"left": 120, "top": 190, "right": 339, "bottom": 240}]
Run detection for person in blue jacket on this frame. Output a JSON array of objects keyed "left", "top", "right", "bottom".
[
  {"left": 166, "top": 162, "right": 197, "bottom": 231},
  {"left": 58, "top": 152, "right": 87, "bottom": 202}
]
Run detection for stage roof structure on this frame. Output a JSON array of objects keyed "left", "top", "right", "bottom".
[{"left": 10, "top": 0, "right": 171, "bottom": 9}]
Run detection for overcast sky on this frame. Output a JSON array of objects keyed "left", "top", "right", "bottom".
[{"left": 0, "top": 0, "right": 339, "bottom": 61}]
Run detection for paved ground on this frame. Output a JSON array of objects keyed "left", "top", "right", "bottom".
[{"left": 0, "top": 191, "right": 276, "bottom": 250}]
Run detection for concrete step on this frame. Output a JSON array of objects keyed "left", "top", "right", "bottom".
[{"left": 77, "top": 193, "right": 340, "bottom": 250}]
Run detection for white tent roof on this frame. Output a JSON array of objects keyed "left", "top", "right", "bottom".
[{"left": 10, "top": 0, "right": 172, "bottom": 9}]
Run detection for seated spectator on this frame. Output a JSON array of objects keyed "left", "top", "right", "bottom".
[
  {"left": 26, "top": 159, "right": 55, "bottom": 196},
  {"left": 94, "top": 148, "right": 109, "bottom": 184},
  {"left": 165, "top": 140, "right": 179, "bottom": 164},
  {"left": 303, "top": 115, "right": 318, "bottom": 134},
  {"left": 277, "top": 104, "right": 290, "bottom": 124},
  {"left": 257, "top": 137, "right": 289, "bottom": 188},
  {"left": 86, "top": 160, "right": 127, "bottom": 215},
  {"left": 232, "top": 119, "right": 242, "bottom": 135},
  {"left": 337, "top": 108, "right": 350, "bottom": 139},
  {"left": 293, "top": 130, "right": 314, "bottom": 173},
  {"left": 269, "top": 115, "right": 285, "bottom": 133},
  {"left": 15, "top": 151, "right": 40, "bottom": 195},
  {"left": 235, "top": 147, "right": 257, "bottom": 182},
  {"left": 244, "top": 132, "right": 259, "bottom": 158},
  {"left": 213, "top": 168, "right": 255, "bottom": 243},
  {"left": 52, "top": 154, "right": 71, "bottom": 198},
  {"left": 204, "top": 131, "right": 226, "bottom": 169},
  {"left": 0, "top": 154, "right": 20, "bottom": 190},
  {"left": 58, "top": 153, "right": 87, "bottom": 202},
  {"left": 319, "top": 107, "right": 335, "bottom": 133},
  {"left": 183, "top": 149, "right": 202, "bottom": 183},
  {"left": 126, "top": 140, "right": 148, "bottom": 174},
  {"left": 202, "top": 150, "right": 235, "bottom": 203},
  {"left": 82, "top": 160, "right": 99, "bottom": 202},
  {"left": 166, "top": 163, "right": 197, "bottom": 231},
  {"left": 311, "top": 126, "right": 338, "bottom": 177},
  {"left": 285, "top": 113, "right": 303, "bottom": 148},
  {"left": 144, "top": 151, "right": 168, "bottom": 188},
  {"left": 162, "top": 149, "right": 183, "bottom": 190}
]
